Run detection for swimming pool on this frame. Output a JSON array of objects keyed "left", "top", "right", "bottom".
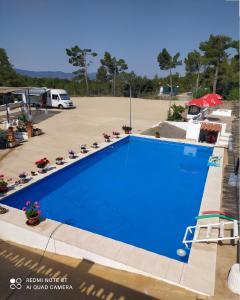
[{"left": 1, "top": 136, "right": 212, "bottom": 262}]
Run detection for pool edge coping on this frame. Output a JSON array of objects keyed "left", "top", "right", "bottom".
[{"left": 0, "top": 134, "right": 224, "bottom": 296}]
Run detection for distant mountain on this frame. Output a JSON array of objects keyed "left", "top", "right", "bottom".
[{"left": 15, "top": 68, "right": 96, "bottom": 80}]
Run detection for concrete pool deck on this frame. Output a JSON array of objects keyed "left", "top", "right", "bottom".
[
  {"left": 0, "top": 134, "right": 227, "bottom": 296},
  {"left": 0, "top": 99, "right": 238, "bottom": 299}
]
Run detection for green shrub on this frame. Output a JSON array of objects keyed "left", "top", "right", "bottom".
[
  {"left": 193, "top": 87, "right": 210, "bottom": 98},
  {"left": 167, "top": 104, "right": 185, "bottom": 121}
]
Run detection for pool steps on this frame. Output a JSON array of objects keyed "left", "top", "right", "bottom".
[{"left": 183, "top": 220, "right": 239, "bottom": 248}]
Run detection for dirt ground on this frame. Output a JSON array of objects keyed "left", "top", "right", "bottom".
[{"left": 0, "top": 97, "right": 183, "bottom": 178}]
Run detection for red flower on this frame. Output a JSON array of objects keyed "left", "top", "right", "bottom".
[{"left": 35, "top": 158, "right": 49, "bottom": 168}]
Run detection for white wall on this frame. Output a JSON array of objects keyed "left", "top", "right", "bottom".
[
  {"left": 186, "top": 120, "right": 227, "bottom": 141},
  {"left": 186, "top": 120, "right": 201, "bottom": 140},
  {"left": 165, "top": 121, "right": 188, "bottom": 131}
]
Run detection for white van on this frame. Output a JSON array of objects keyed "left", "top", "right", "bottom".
[
  {"left": 45, "top": 89, "right": 74, "bottom": 109},
  {"left": 13, "top": 88, "right": 75, "bottom": 109}
]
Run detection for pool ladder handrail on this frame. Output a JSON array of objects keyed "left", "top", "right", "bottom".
[{"left": 183, "top": 220, "right": 239, "bottom": 248}]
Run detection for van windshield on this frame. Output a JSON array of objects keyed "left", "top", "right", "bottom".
[{"left": 60, "top": 94, "right": 70, "bottom": 100}]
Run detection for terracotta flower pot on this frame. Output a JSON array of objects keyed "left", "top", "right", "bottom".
[
  {"left": 27, "top": 214, "right": 40, "bottom": 226},
  {"left": 26, "top": 121, "right": 33, "bottom": 138},
  {"left": 19, "top": 177, "right": 28, "bottom": 184},
  {"left": 37, "top": 167, "right": 46, "bottom": 173}
]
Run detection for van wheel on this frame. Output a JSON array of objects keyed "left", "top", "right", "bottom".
[{"left": 58, "top": 104, "right": 64, "bottom": 109}]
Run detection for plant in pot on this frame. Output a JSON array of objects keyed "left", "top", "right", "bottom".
[
  {"left": 91, "top": 142, "right": 99, "bottom": 149},
  {"left": 19, "top": 172, "right": 28, "bottom": 183},
  {"left": 68, "top": 150, "right": 76, "bottom": 159},
  {"left": 155, "top": 131, "right": 160, "bottom": 138},
  {"left": 80, "top": 144, "right": 88, "bottom": 153},
  {"left": 16, "top": 126, "right": 27, "bottom": 132},
  {"left": 113, "top": 131, "right": 120, "bottom": 138},
  {"left": 18, "top": 113, "right": 28, "bottom": 123},
  {"left": 33, "top": 128, "right": 42, "bottom": 136},
  {"left": 35, "top": 158, "right": 49, "bottom": 173},
  {"left": 56, "top": 157, "right": 64, "bottom": 165},
  {"left": 0, "top": 175, "right": 8, "bottom": 193},
  {"left": 122, "top": 125, "right": 132, "bottom": 134},
  {"left": 103, "top": 133, "right": 111, "bottom": 142},
  {"left": 15, "top": 126, "right": 28, "bottom": 140},
  {"left": 23, "top": 201, "right": 41, "bottom": 226}
]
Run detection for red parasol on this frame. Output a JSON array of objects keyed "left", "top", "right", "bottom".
[
  {"left": 187, "top": 93, "right": 223, "bottom": 107},
  {"left": 201, "top": 93, "right": 222, "bottom": 101}
]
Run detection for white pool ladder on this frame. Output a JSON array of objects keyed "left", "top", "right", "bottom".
[{"left": 183, "top": 220, "right": 239, "bottom": 248}]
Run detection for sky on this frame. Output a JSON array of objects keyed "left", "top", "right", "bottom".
[{"left": 0, "top": 0, "right": 239, "bottom": 78}]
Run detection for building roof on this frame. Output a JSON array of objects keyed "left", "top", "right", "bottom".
[
  {"left": 0, "top": 87, "right": 28, "bottom": 94},
  {"left": 200, "top": 122, "right": 222, "bottom": 132},
  {"left": 142, "top": 122, "right": 186, "bottom": 139}
]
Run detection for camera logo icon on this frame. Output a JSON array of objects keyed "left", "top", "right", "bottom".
[{"left": 10, "top": 278, "right": 22, "bottom": 290}]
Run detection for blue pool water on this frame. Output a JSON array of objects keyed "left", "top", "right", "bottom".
[{"left": 2, "top": 136, "right": 212, "bottom": 262}]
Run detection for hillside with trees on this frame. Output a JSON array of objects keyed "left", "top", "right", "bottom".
[{"left": 0, "top": 34, "right": 239, "bottom": 100}]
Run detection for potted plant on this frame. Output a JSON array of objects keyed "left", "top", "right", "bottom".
[
  {"left": 122, "top": 125, "right": 132, "bottom": 134},
  {"left": 6, "top": 127, "right": 15, "bottom": 147},
  {"left": 56, "top": 157, "right": 64, "bottom": 165},
  {"left": 22, "top": 201, "right": 41, "bottom": 226},
  {"left": 19, "top": 172, "right": 28, "bottom": 183},
  {"left": 91, "top": 142, "right": 99, "bottom": 149},
  {"left": 35, "top": 158, "right": 49, "bottom": 173},
  {"left": 80, "top": 144, "right": 88, "bottom": 153},
  {"left": 33, "top": 128, "right": 42, "bottom": 136},
  {"left": 113, "top": 131, "right": 120, "bottom": 138},
  {"left": 68, "top": 150, "right": 76, "bottom": 159},
  {"left": 15, "top": 126, "right": 28, "bottom": 141},
  {"left": 0, "top": 206, "right": 8, "bottom": 214},
  {"left": 155, "top": 131, "right": 160, "bottom": 138},
  {"left": 103, "top": 133, "right": 111, "bottom": 142},
  {"left": 0, "top": 175, "right": 8, "bottom": 193}
]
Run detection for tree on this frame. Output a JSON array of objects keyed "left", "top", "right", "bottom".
[
  {"left": 100, "top": 52, "right": 128, "bottom": 96},
  {"left": 120, "top": 71, "right": 138, "bottom": 97},
  {"left": 66, "top": 46, "right": 97, "bottom": 95},
  {"left": 96, "top": 66, "right": 108, "bottom": 82},
  {"left": 0, "top": 48, "right": 18, "bottom": 86},
  {"left": 199, "top": 35, "right": 232, "bottom": 93},
  {"left": 157, "top": 48, "right": 182, "bottom": 98},
  {"left": 184, "top": 50, "right": 203, "bottom": 91},
  {"left": 231, "top": 40, "right": 239, "bottom": 60},
  {"left": 216, "top": 50, "right": 239, "bottom": 99}
]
